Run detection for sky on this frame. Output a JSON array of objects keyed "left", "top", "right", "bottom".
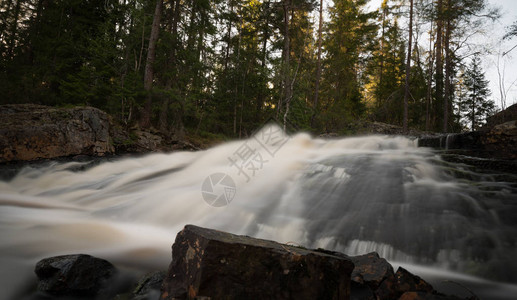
[
  {"left": 365, "top": 0, "right": 517, "bottom": 110},
  {"left": 484, "top": 0, "right": 517, "bottom": 109}
]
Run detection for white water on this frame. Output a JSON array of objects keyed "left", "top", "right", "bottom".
[{"left": 1, "top": 127, "right": 516, "bottom": 299}]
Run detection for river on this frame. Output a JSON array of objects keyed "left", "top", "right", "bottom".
[{"left": 1, "top": 126, "right": 516, "bottom": 299}]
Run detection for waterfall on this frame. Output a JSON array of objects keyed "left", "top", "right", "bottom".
[{"left": 1, "top": 126, "right": 516, "bottom": 299}]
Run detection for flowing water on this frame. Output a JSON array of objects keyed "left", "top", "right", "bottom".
[{"left": 1, "top": 127, "right": 517, "bottom": 299}]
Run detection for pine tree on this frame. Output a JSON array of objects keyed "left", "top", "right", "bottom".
[
  {"left": 366, "top": 1, "right": 405, "bottom": 126},
  {"left": 457, "top": 56, "right": 495, "bottom": 130},
  {"left": 321, "top": 0, "right": 377, "bottom": 132}
]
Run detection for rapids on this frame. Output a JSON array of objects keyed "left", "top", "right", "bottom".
[{"left": 1, "top": 126, "right": 516, "bottom": 299}]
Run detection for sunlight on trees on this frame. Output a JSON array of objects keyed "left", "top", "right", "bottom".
[{"left": 0, "top": 0, "right": 505, "bottom": 136}]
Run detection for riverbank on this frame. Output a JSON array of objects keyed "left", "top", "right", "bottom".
[
  {"left": 0, "top": 104, "right": 215, "bottom": 164},
  {"left": 2, "top": 104, "right": 516, "bottom": 166}
]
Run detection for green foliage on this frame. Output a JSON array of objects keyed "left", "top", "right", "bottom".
[
  {"left": 0, "top": 0, "right": 501, "bottom": 139},
  {"left": 365, "top": 1, "right": 406, "bottom": 126},
  {"left": 319, "top": 0, "right": 377, "bottom": 132},
  {"left": 456, "top": 56, "right": 495, "bottom": 130}
]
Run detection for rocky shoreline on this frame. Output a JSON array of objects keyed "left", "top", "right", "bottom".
[
  {"left": 1, "top": 104, "right": 516, "bottom": 166},
  {"left": 29, "top": 225, "right": 477, "bottom": 300},
  {"left": 0, "top": 104, "right": 199, "bottom": 164}
]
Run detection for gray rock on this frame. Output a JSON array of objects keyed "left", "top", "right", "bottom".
[{"left": 0, "top": 104, "right": 114, "bottom": 162}]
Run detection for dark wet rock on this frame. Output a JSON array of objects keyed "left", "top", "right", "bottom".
[
  {"left": 350, "top": 252, "right": 395, "bottom": 290},
  {"left": 396, "top": 267, "right": 435, "bottom": 294},
  {"left": 417, "top": 132, "right": 482, "bottom": 151},
  {"left": 418, "top": 104, "right": 517, "bottom": 161},
  {"left": 161, "top": 225, "right": 354, "bottom": 300},
  {"left": 418, "top": 124, "right": 517, "bottom": 162},
  {"left": 351, "top": 280, "right": 376, "bottom": 300},
  {"left": 131, "top": 271, "right": 166, "bottom": 300},
  {"left": 347, "top": 252, "right": 445, "bottom": 300},
  {"left": 375, "top": 267, "right": 435, "bottom": 300},
  {"left": 34, "top": 254, "right": 117, "bottom": 298},
  {"left": 160, "top": 226, "right": 476, "bottom": 300},
  {"left": 0, "top": 104, "right": 114, "bottom": 162}
]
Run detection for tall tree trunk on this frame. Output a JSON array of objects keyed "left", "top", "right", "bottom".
[
  {"left": 159, "top": 0, "right": 181, "bottom": 135},
  {"left": 443, "top": 13, "right": 452, "bottom": 133},
  {"left": 224, "top": 1, "right": 234, "bottom": 72},
  {"left": 471, "top": 85, "right": 476, "bottom": 130},
  {"left": 279, "top": 0, "right": 291, "bottom": 122},
  {"left": 141, "top": 0, "right": 163, "bottom": 128},
  {"left": 434, "top": 0, "right": 444, "bottom": 131},
  {"left": 0, "top": 0, "right": 14, "bottom": 54},
  {"left": 234, "top": 7, "right": 242, "bottom": 136},
  {"left": 311, "top": 0, "right": 323, "bottom": 129},
  {"left": 25, "top": 0, "right": 46, "bottom": 66},
  {"left": 257, "top": 1, "right": 270, "bottom": 119},
  {"left": 7, "top": 0, "right": 21, "bottom": 58},
  {"left": 426, "top": 20, "right": 435, "bottom": 131},
  {"left": 403, "top": 0, "right": 414, "bottom": 133},
  {"left": 379, "top": 0, "right": 388, "bottom": 107}
]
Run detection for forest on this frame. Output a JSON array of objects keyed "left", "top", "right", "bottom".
[{"left": 0, "top": 0, "right": 514, "bottom": 140}]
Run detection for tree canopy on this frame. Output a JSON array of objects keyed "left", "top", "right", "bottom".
[{"left": 0, "top": 0, "right": 502, "bottom": 138}]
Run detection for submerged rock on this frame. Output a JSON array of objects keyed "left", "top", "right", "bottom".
[
  {"left": 34, "top": 254, "right": 117, "bottom": 298},
  {"left": 132, "top": 271, "right": 166, "bottom": 300},
  {"left": 161, "top": 225, "right": 355, "bottom": 300}
]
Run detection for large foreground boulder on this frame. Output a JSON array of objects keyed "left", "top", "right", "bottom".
[
  {"left": 161, "top": 225, "right": 355, "bottom": 300},
  {"left": 162, "top": 226, "right": 477, "bottom": 300},
  {"left": 0, "top": 104, "right": 114, "bottom": 162}
]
